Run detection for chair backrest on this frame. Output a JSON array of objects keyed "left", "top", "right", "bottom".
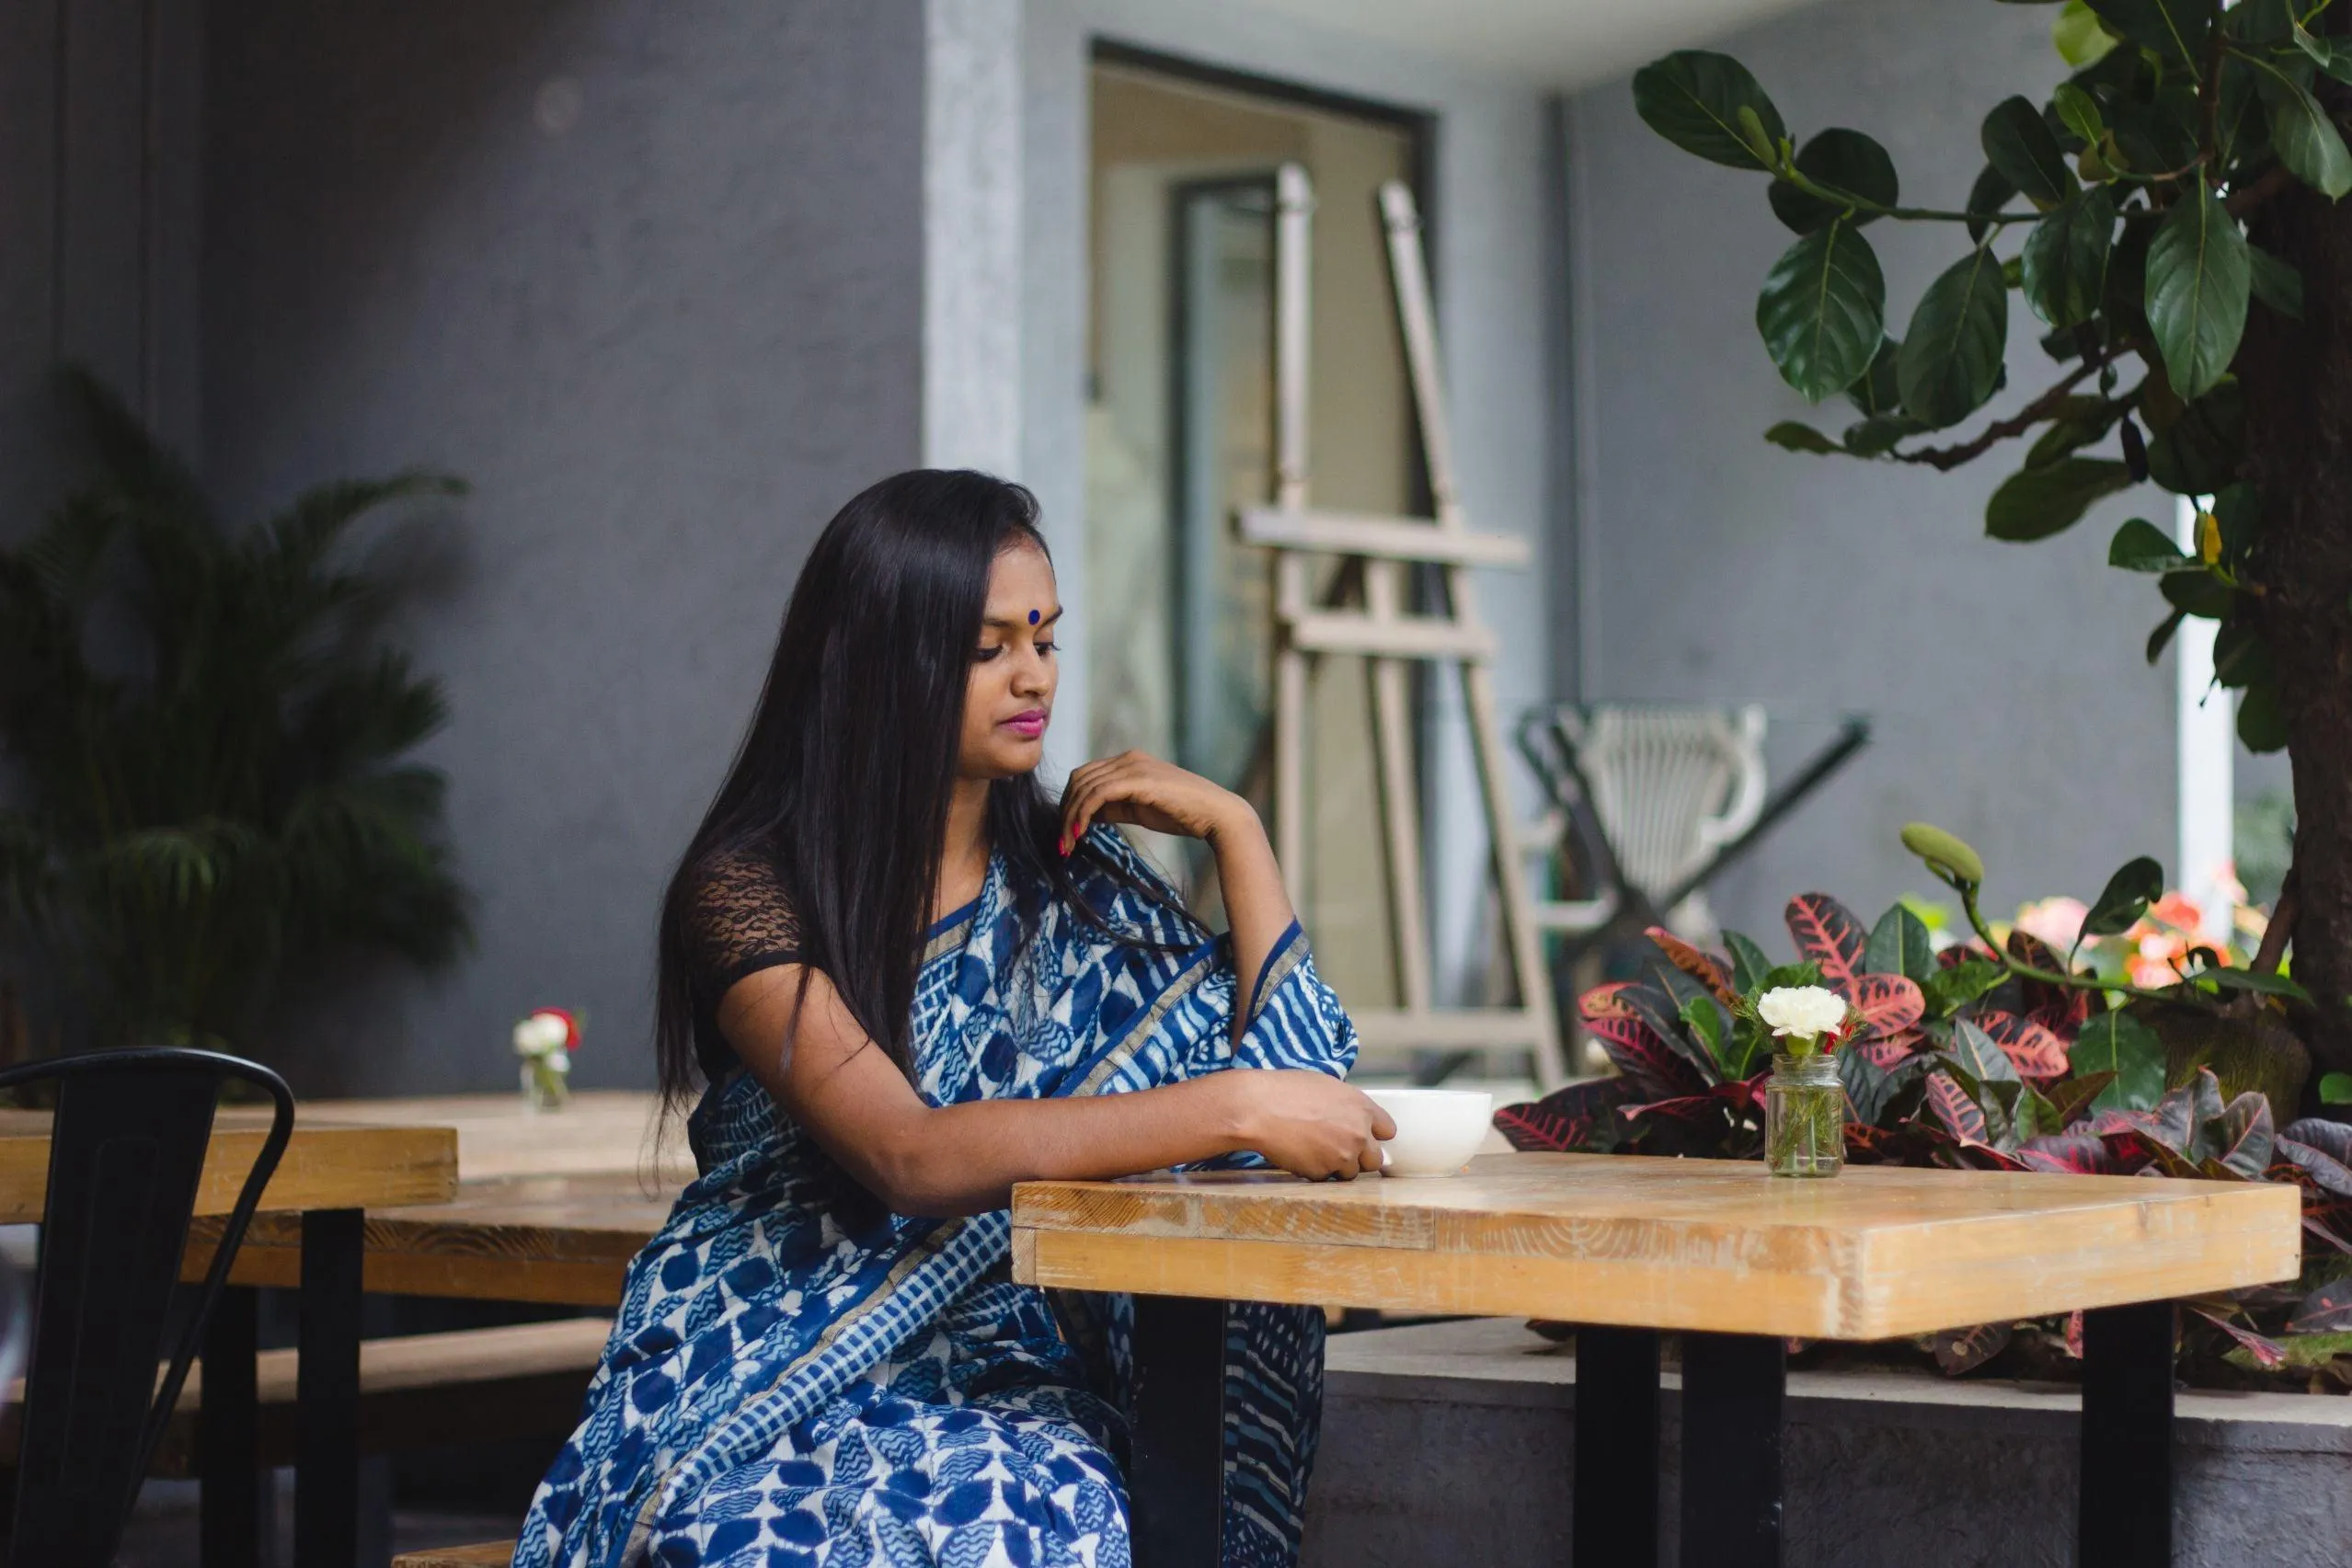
[
  {"left": 0, "top": 1047, "right": 293, "bottom": 1568},
  {"left": 1544, "top": 705, "right": 1769, "bottom": 903}
]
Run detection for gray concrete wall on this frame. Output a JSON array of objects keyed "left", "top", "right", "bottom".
[
  {"left": 200, "top": 0, "right": 927, "bottom": 1093},
  {"left": 0, "top": 0, "right": 204, "bottom": 534},
  {"left": 1562, "top": 0, "right": 2183, "bottom": 942},
  {"left": 1307, "top": 1320, "right": 2352, "bottom": 1568}
]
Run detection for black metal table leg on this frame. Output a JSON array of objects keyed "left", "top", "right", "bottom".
[
  {"left": 2080, "top": 1302, "right": 2174, "bottom": 1568},
  {"left": 200, "top": 1284, "right": 261, "bottom": 1568},
  {"left": 1574, "top": 1325, "right": 1659, "bottom": 1566},
  {"left": 294, "top": 1208, "right": 364, "bottom": 1568},
  {"left": 1680, "top": 1332, "right": 1784, "bottom": 1568},
  {"left": 1128, "top": 1294, "right": 1226, "bottom": 1568}
]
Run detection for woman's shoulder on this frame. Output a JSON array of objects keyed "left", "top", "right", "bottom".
[{"left": 683, "top": 841, "right": 805, "bottom": 986}]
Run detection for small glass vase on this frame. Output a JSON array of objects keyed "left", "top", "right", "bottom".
[
  {"left": 521, "top": 1058, "right": 569, "bottom": 1114},
  {"left": 1764, "top": 1049, "right": 1843, "bottom": 1177}
]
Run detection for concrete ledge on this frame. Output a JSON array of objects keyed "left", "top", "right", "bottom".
[{"left": 1303, "top": 1318, "right": 2352, "bottom": 1568}]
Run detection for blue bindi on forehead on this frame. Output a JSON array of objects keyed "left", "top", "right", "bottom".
[{"left": 1027, "top": 610, "right": 1040, "bottom": 625}]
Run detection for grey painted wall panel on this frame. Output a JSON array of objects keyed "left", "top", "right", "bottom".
[
  {"left": 201, "top": 0, "right": 926, "bottom": 1093},
  {"left": 1565, "top": 0, "right": 2177, "bottom": 941}
]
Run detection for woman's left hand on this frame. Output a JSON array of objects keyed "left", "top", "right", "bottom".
[{"left": 1060, "top": 750, "right": 1253, "bottom": 853}]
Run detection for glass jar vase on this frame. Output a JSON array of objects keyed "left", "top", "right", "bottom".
[
  {"left": 521, "top": 1058, "right": 570, "bottom": 1114},
  {"left": 1764, "top": 1050, "right": 1843, "bottom": 1177}
]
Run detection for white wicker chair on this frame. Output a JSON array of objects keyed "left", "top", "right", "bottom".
[{"left": 1522, "top": 704, "right": 1769, "bottom": 942}]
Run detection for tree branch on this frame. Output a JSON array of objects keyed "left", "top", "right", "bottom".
[
  {"left": 2251, "top": 868, "right": 2299, "bottom": 978},
  {"left": 1889, "top": 349, "right": 2126, "bottom": 471},
  {"left": 2226, "top": 164, "right": 2297, "bottom": 220}
]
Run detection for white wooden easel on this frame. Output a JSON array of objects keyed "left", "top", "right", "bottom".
[{"left": 1236, "top": 166, "right": 1566, "bottom": 1092}]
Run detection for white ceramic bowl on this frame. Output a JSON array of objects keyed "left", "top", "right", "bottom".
[{"left": 1363, "top": 1087, "right": 1493, "bottom": 1178}]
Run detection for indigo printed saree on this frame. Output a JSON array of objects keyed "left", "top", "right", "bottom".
[{"left": 514, "top": 830, "right": 1358, "bottom": 1567}]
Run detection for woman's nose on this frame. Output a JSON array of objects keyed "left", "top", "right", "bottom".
[{"left": 1011, "top": 647, "right": 1052, "bottom": 695}]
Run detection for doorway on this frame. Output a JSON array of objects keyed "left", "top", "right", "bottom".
[{"left": 1085, "top": 49, "right": 1428, "bottom": 1010}]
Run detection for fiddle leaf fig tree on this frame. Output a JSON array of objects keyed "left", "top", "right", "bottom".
[{"left": 1635, "top": 0, "right": 2352, "bottom": 1078}]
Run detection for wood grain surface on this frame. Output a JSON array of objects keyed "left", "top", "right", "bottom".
[
  {"left": 0, "top": 1108, "right": 456, "bottom": 1224},
  {"left": 1010, "top": 1152, "right": 2303, "bottom": 1340},
  {"left": 300, "top": 1091, "right": 692, "bottom": 1183},
  {"left": 181, "top": 1171, "right": 676, "bottom": 1306},
  {"left": 390, "top": 1545, "right": 519, "bottom": 1568}
]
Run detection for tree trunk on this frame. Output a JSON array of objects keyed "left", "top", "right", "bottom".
[{"left": 2238, "top": 97, "right": 2352, "bottom": 1078}]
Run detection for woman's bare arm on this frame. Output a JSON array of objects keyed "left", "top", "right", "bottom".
[{"left": 720, "top": 963, "right": 1390, "bottom": 1218}]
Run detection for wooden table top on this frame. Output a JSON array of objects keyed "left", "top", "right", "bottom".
[
  {"left": 1009, "top": 1151, "right": 2305, "bottom": 1341},
  {"left": 184, "top": 1171, "right": 676, "bottom": 1306},
  {"left": 177, "top": 1093, "right": 691, "bottom": 1306},
  {"left": 0, "top": 1107, "right": 457, "bottom": 1225},
  {"left": 299, "top": 1092, "right": 693, "bottom": 1184}
]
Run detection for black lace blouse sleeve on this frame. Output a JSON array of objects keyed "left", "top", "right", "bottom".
[{"left": 684, "top": 846, "right": 805, "bottom": 1076}]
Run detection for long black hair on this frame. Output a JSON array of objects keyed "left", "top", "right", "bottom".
[{"left": 653, "top": 469, "right": 1190, "bottom": 1110}]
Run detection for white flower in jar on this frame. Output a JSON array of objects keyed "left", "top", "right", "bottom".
[
  {"left": 513, "top": 1012, "right": 569, "bottom": 1058},
  {"left": 1755, "top": 985, "right": 1850, "bottom": 1043}
]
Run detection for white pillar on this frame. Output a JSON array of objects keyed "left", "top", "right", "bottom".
[
  {"left": 923, "top": 0, "right": 1024, "bottom": 478},
  {"left": 2175, "top": 492, "right": 2236, "bottom": 942}
]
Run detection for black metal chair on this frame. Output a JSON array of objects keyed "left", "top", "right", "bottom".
[{"left": 0, "top": 1047, "right": 293, "bottom": 1566}]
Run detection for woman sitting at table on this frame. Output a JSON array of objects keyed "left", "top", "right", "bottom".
[{"left": 516, "top": 470, "right": 1385, "bottom": 1568}]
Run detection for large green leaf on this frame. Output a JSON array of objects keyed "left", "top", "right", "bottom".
[
  {"left": 2238, "top": 679, "right": 2290, "bottom": 750},
  {"left": 2145, "top": 180, "right": 2251, "bottom": 402},
  {"left": 1844, "top": 337, "right": 1903, "bottom": 417},
  {"left": 2108, "top": 516, "right": 2190, "bottom": 571},
  {"left": 2162, "top": 567, "right": 2235, "bottom": 618},
  {"left": 2054, "top": 1, "right": 2122, "bottom": 67},
  {"left": 2243, "top": 53, "right": 2352, "bottom": 199},
  {"left": 1966, "top": 164, "right": 2019, "bottom": 244},
  {"left": 1633, "top": 52, "right": 1787, "bottom": 171},
  {"left": 1756, "top": 218, "right": 1887, "bottom": 401},
  {"left": 2083, "top": 855, "right": 2163, "bottom": 936},
  {"left": 1764, "top": 420, "right": 1841, "bottom": 453},
  {"left": 1983, "top": 96, "right": 2078, "bottom": 206},
  {"left": 2053, "top": 83, "right": 2106, "bottom": 149},
  {"left": 2071, "top": 1011, "right": 2164, "bottom": 1112},
  {"left": 2025, "top": 396, "right": 2123, "bottom": 465},
  {"left": 1949, "top": 1018, "right": 2024, "bottom": 1090},
  {"left": 2085, "top": 0, "right": 2210, "bottom": 67},
  {"left": 1770, "top": 128, "right": 1900, "bottom": 232},
  {"left": 1864, "top": 902, "right": 1936, "bottom": 985},
  {"left": 2213, "top": 480, "right": 2263, "bottom": 560},
  {"left": 1899, "top": 249, "right": 2010, "bottom": 427},
  {"left": 2212, "top": 617, "right": 2273, "bottom": 689},
  {"left": 1986, "top": 457, "right": 2134, "bottom": 542},
  {"left": 2248, "top": 245, "right": 2306, "bottom": 318},
  {"left": 2021, "top": 186, "right": 2117, "bottom": 327}
]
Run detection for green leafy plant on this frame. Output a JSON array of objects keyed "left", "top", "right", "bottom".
[
  {"left": 1499, "top": 828, "right": 2352, "bottom": 1389},
  {"left": 0, "top": 369, "right": 471, "bottom": 1056},
  {"left": 1635, "top": 1, "right": 2352, "bottom": 1079}
]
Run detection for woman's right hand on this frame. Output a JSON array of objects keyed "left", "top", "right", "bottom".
[{"left": 1226, "top": 1070, "right": 1396, "bottom": 1181}]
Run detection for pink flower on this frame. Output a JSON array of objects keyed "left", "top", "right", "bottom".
[
  {"left": 2148, "top": 891, "right": 2204, "bottom": 933},
  {"left": 2015, "top": 897, "right": 2090, "bottom": 951},
  {"left": 2129, "top": 931, "right": 2187, "bottom": 989}
]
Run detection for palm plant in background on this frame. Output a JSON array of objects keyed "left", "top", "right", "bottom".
[
  {"left": 1630, "top": 0, "right": 2352, "bottom": 1078},
  {"left": 0, "top": 369, "right": 470, "bottom": 1058}
]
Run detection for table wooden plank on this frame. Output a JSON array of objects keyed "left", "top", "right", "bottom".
[
  {"left": 181, "top": 1172, "right": 675, "bottom": 1307},
  {"left": 0, "top": 1108, "right": 456, "bottom": 1224},
  {"left": 299, "top": 1092, "right": 692, "bottom": 1183},
  {"left": 1009, "top": 1153, "right": 2302, "bottom": 1340}
]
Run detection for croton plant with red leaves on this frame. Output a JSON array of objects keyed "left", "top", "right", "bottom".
[{"left": 1499, "top": 876, "right": 2352, "bottom": 1391}]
